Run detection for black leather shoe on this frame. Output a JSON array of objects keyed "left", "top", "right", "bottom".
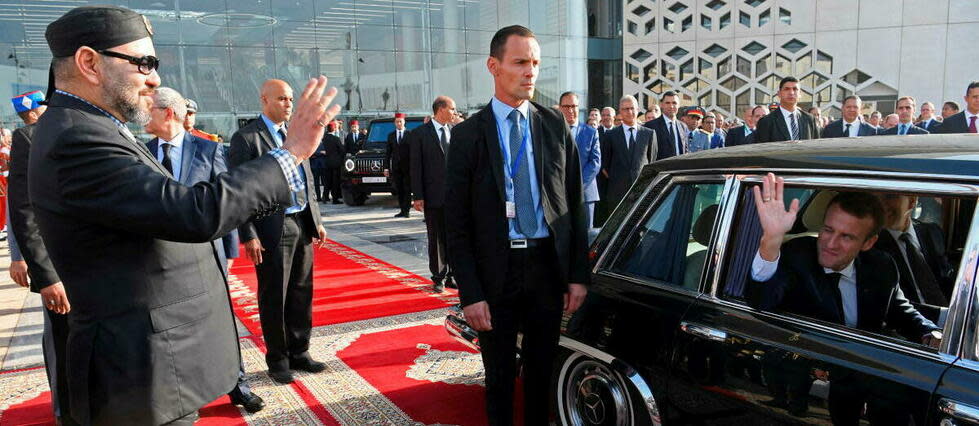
[
  {"left": 433, "top": 279, "right": 444, "bottom": 293},
  {"left": 290, "top": 357, "right": 327, "bottom": 373},
  {"left": 445, "top": 276, "right": 457, "bottom": 289},
  {"left": 229, "top": 390, "right": 265, "bottom": 413},
  {"left": 268, "top": 369, "right": 294, "bottom": 384}
]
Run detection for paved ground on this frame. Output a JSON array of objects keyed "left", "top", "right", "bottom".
[{"left": 0, "top": 192, "right": 432, "bottom": 372}]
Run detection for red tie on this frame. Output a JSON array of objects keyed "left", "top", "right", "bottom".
[{"left": 969, "top": 116, "right": 977, "bottom": 134}]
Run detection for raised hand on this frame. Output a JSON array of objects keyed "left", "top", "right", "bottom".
[
  {"left": 752, "top": 172, "right": 800, "bottom": 261},
  {"left": 282, "top": 76, "right": 342, "bottom": 161}
]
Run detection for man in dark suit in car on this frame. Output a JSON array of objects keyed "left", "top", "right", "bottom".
[{"left": 747, "top": 173, "right": 940, "bottom": 424}]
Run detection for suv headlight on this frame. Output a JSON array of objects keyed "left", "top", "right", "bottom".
[{"left": 344, "top": 159, "right": 356, "bottom": 172}]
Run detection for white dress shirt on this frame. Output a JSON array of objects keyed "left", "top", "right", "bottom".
[
  {"left": 780, "top": 106, "right": 800, "bottom": 139},
  {"left": 156, "top": 130, "right": 186, "bottom": 180},
  {"left": 751, "top": 251, "right": 859, "bottom": 327},
  {"left": 842, "top": 118, "right": 861, "bottom": 137},
  {"left": 432, "top": 118, "right": 451, "bottom": 144},
  {"left": 664, "top": 116, "right": 682, "bottom": 153},
  {"left": 621, "top": 123, "right": 636, "bottom": 149}
]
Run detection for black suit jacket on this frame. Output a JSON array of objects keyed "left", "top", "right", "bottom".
[
  {"left": 147, "top": 133, "right": 239, "bottom": 273},
  {"left": 917, "top": 118, "right": 942, "bottom": 133},
  {"left": 878, "top": 124, "right": 930, "bottom": 136},
  {"left": 935, "top": 111, "right": 973, "bottom": 134},
  {"left": 725, "top": 125, "right": 752, "bottom": 147},
  {"left": 344, "top": 132, "right": 364, "bottom": 154},
  {"left": 821, "top": 119, "right": 879, "bottom": 138},
  {"left": 229, "top": 118, "right": 321, "bottom": 249},
  {"left": 746, "top": 237, "right": 938, "bottom": 339},
  {"left": 603, "top": 125, "right": 657, "bottom": 204},
  {"left": 445, "top": 101, "right": 590, "bottom": 307},
  {"left": 754, "top": 109, "right": 818, "bottom": 143},
  {"left": 29, "top": 93, "right": 293, "bottom": 425},
  {"left": 409, "top": 121, "right": 448, "bottom": 208},
  {"left": 322, "top": 133, "right": 345, "bottom": 168},
  {"left": 386, "top": 128, "right": 410, "bottom": 173},
  {"left": 644, "top": 115, "right": 687, "bottom": 159},
  {"left": 874, "top": 222, "right": 955, "bottom": 303},
  {"left": 8, "top": 124, "right": 60, "bottom": 292}
]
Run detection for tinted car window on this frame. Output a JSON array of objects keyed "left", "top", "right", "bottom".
[
  {"left": 722, "top": 182, "right": 975, "bottom": 348},
  {"left": 364, "top": 120, "right": 424, "bottom": 150},
  {"left": 612, "top": 182, "right": 724, "bottom": 291}
]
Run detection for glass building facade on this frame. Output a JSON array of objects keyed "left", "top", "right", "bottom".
[{"left": 0, "top": 0, "right": 588, "bottom": 139}]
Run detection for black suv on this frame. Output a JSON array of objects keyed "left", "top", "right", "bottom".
[
  {"left": 340, "top": 116, "right": 425, "bottom": 206},
  {"left": 447, "top": 135, "right": 979, "bottom": 425}
]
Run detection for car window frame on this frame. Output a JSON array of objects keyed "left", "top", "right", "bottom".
[
  {"left": 704, "top": 173, "right": 979, "bottom": 360},
  {"left": 597, "top": 174, "right": 730, "bottom": 297}
]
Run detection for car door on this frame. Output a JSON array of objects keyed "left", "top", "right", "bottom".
[
  {"left": 583, "top": 175, "right": 727, "bottom": 420},
  {"left": 670, "top": 175, "right": 976, "bottom": 425},
  {"left": 930, "top": 207, "right": 979, "bottom": 426}
]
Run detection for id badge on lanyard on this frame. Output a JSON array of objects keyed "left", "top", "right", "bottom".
[{"left": 502, "top": 120, "right": 530, "bottom": 219}]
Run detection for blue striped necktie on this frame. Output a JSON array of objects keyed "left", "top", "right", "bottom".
[{"left": 508, "top": 109, "right": 537, "bottom": 237}]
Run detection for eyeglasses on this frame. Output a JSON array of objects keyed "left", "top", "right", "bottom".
[{"left": 98, "top": 49, "right": 160, "bottom": 75}]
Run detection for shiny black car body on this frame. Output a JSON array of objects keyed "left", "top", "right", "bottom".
[
  {"left": 447, "top": 134, "right": 979, "bottom": 425},
  {"left": 340, "top": 116, "right": 424, "bottom": 206}
]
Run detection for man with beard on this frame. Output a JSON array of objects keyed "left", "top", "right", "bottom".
[{"left": 33, "top": 6, "right": 340, "bottom": 424}]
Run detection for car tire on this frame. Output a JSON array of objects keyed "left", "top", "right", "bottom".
[{"left": 555, "top": 351, "right": 658, "bottom": 426}]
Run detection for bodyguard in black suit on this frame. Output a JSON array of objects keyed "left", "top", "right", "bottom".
[
  {"left": 344, "top": 120, "right": 364, "bottom": 153},
  {"left": 321, "top": 123, "right": 345, "bottom": 203},
  {"left": 725, "top": 124, "right": 751, "bottom": 146},
  {"left": 822, "top": 96, "right": 878, "bottom": 138},
  {"left": 936, "top": 82, "right": 979, "bottom": 134},
  {"left": 916, "top": 102, "right": 943, "bottom": 133},
  {"left": 33, "top": 7, "right": 340, "bottom": 423},
  {"left": 8, "top": 92, "right": 74, "bottom": 424},
  {"left": 746, "top": 175, "right": 941, "bottom": 425},
  {"left": 410, "top": 96, "right": 456, "bottom": 292},
  {"left": 445, "top": 26, "right": 589, "bottom": 425},
  {"left": 643, "top": 91, "right": 687, "bottom": 158},
  {"left": 604, "top": 95, "right": 657, "bottom": 205},
  {"left": 230, "top": 79, "right": 328, "bottom": 385},
  {"left": 386, "top": 113, "right": 412, "bottom": 217},
  {"left": 879, "top": 96, "right": 930, "bottom": 136},
  {"left": 754, "top": 77, "right": 819, "bottom": 143}
]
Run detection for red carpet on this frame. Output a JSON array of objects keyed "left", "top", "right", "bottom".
[
  {"left": 1, "top": 239, "right": 482, "bottom": 425},
  {"left": 228, "top": 239, "right": 456, "bottom": 336}
]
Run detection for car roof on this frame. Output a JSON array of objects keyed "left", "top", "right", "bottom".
[{"left": 650, "top": 134, "right": 979, "bottom": 181}]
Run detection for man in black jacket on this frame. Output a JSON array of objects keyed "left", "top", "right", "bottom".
[
  {"left": 8, "top": 90, "right": 75, "bottom": 424},
  {"left": 344, "top": 119, "right": 364, "bottom": 153},
  {"left": 936, "top": 81, "right": 979, "bottom": 134},
  {"left": 32, "top": 6, "right": 340, "bottom": 424},
  {"left": 604, "top": 95, "right": 656, "bottom": 204},
  {"left": 321, "top": 121, "right": 345, "bottom": 204},
  {"left": 386, "top": 113, "right": 412, "bottom": 217},
  {"left": 410, "top": 96, "right": 456, "bottom": 292},
  {"left": 230, "top": 79, "right": 328, "bottom": 385},
  {"left": 878, "top": 96, "right": 929, "bottom": 136},
  {"left": 643, "top": 90, "right": 687, "bottom": 158},
  {"left": 445, "top": 25, "right": 589, "bottom": 425},
  {"left": 746, "top": 173, "right": 940, "bottom": 425},
  {"left": 753, "top": 77, "right": 819, "bottom": 142},
  {"left": 821, "top": 95, "right": 879, "bottom": 138}
]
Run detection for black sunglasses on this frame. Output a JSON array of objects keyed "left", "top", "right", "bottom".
[{"left": 98, "top": 49, "right": 160, "bottom": 75}]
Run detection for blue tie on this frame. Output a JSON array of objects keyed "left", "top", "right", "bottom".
[
  {"left": 900, "top": 124, "right": 908, "bottom": 135},
  {"left": 279, "top": 128, "right": 307, "bottom": 211},
  {"left": 508, "top": 109, "right": 537, "bottom": 237}
]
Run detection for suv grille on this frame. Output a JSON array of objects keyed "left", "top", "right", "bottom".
[{"left": 354, "top": 159, "right": 385, "bottom": 174}]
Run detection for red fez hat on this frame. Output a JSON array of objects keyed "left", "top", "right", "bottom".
[
  {"left": 350, "top": 120, "right": 359, "bottom": 125},
  {"left": 394, "top": 113, "right": 406, "bottom": 119}
]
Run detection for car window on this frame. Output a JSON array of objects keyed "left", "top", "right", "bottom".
[
  {"left": 721, "top": 181, "right": 976, "bottom": 349},
  {"left": 611, "top": 182, "right": 724, "bottom": 291}
]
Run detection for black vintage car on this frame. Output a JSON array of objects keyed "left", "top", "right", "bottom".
[
  {"left": 340, "top": 116, "right": 425, "bottom": 206},
  {"left": 447, "top": 134, "right": 979, "bottom": 425}
]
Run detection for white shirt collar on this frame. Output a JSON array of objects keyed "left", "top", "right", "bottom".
[
  {"left": 780, "top": 106, "right": 798, "bottom": 120},
  {"left": 621, "top": 122, "right": 636, "bottom": 133},
  {"left": 823, "top": 258, "right": 856, "bottom": 281},
  {"left": 966, "top": 110, "right": 979, "bottom": 120},
  {"left": 842, "top": 117, "right": 860, "bottom": 126},
  {"left": 886, "top": 222, "right": 920, "bottom": 247},
  {"left": 160, "top": 130, "right": 185, "bottom": 147}
]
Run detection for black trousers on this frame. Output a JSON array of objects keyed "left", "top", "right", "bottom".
[
  {"left": 255, "top": 214, "right": 314, "bottom": 372},
  {"left": 324, "top": 167, "right": 342, "bottom": 201},
  {"left": 43, "top": 307, "right": 74, "bottom": 424},
  {"left": 311, "top": 166, "right": 328, "bottom": 200},
  {"left": 477, "top": 243, "right": 564, "bottom": 426},
  {"left": 424, "top": 207, "right": 450, "bottom": 281},
  {"left": 391, "top": 168, "right": 411, "bottom": 213}
]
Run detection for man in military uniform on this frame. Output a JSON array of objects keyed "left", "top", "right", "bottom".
[{"left": 184, "top": 98, "right": 222, "bottom": 142}]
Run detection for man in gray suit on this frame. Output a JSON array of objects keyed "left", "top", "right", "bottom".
[
  {"left": 602, "top": 95, "right": 657, "bottom": 206},
  {"left": 33, "top": 6, "right": 340, "bottom": 424}
]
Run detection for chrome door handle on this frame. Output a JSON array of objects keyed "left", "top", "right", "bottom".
[
  {"left": 939, "top": 398, "right": 979, "bottom": 425},
  {"left": 680, "top": 321, "right": 728, "bottom": 342}
]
